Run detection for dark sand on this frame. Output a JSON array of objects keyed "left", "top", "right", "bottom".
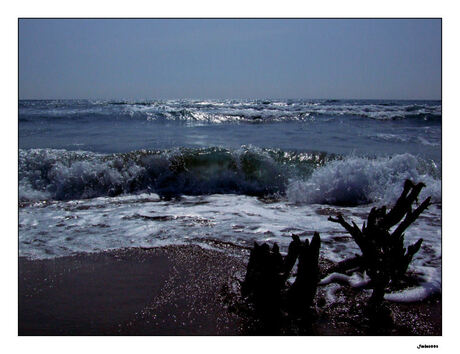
[{"left": 19, "top": 245, "right": 441, "bottom": 336}]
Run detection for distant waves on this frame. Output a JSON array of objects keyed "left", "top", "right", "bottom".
[{"left": 19, "top": 99, "right": 441, "bottom": 123}]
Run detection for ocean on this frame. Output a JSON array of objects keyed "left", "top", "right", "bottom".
[{"left": 18, "top": 98, "right": 441, "bottom": 302}]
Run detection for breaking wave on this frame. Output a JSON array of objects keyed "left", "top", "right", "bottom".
[
  {"left": 19, "top": 147, "right": 440, "bottom": 206},
  {"left": 18, "top": 147, "right": 328, "bottom": 201},
  {"left": 287, "top": 154, "right": 441, "bottom": 206},
  {"left": 19, "top": 99, "right": 441, "bottom": 124}
]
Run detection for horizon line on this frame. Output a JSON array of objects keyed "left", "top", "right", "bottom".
[{"left": 18, "top": 97, "right": 442, "bottom": 101}]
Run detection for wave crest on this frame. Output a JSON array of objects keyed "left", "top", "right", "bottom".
[
  {"left": 19, "top": 147, "right": 295, "bottom": 201},
  {"left": 287, "top": 154, "right": 441, "bottom": 206},
  {"left": 19, "top": 148, "right": 440, "bottom": 205},
  {"left": 19, "top": 99, "right": 441, "bottom": 124}
]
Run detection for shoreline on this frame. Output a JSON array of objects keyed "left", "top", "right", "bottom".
[{"left": 19, "top": 245, "right": 441, "bottom": 336}]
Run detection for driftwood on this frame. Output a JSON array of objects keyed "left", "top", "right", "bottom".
[
  {"left": 286, "top": 232, "right": 321, "bottom": 317},
  {"left": 328, "top": 179, "right": 430, "bottom": 306},
  {"left": 241, "top": 233, "right": 321, "bottom": 331}
]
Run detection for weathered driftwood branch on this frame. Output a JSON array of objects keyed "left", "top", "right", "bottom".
[
  {"left": 241, "top": 233, "right": 321, "bottom": 329},
  {"left": 287, "top": 232, "right": 321, "bottom": 317},
  {"left": 240, "top": 242, "right": 285, "bottom": 326},
  {"left": 328, "top": 179, "right": 430, "bottom": 306}
]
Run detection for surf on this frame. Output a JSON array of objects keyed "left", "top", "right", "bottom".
[{"left": 19, "top": 147, "right": 440, "bottom": 206}]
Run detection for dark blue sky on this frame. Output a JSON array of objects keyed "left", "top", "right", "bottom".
[{"left": 19, "top": 19, "right": 441, "bottom": 100}]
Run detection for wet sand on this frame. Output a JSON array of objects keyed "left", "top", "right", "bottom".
[
  {"left": 19, "top": 245, "right": 247, "bottom": 335},
  {"left": 18, "top": 245, "right": 441, "bottom": 336}
]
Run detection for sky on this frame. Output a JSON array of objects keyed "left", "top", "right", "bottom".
[{"left": 19, "top": 19, "right": 441, "bottom": 100}]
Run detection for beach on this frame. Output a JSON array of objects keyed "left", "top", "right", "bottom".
[
  {"left": 18, "top": 98, "right": 442, "bottom": 336},
  {"left": 19, "top": 245, "right": 247, "bottom": 335},
  {"left": 17, "top": 18, "right": 443, "bottom": 340},
  {"left": 19, "top": 245, "right": 441, "bottom": 336}
]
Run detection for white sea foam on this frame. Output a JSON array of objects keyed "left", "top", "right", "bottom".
[
  {"left": 19, "top": 190, "right": 441, "bottom": 302},
  {"left": 20, "top": 99, "right": 441, "bottom": 124},
  {"left": 287, "top": 154, "right": 441, "bottom": 206},
  {"left": 384, "top": 281, "right": 441, "bottom": 303},
  {"left": 19, "top": 98, "right": 442, "bottom": 305}
]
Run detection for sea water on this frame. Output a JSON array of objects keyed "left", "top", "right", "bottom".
[{"left": 18, "top": 99, "right": 441, "bottom": 302}]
